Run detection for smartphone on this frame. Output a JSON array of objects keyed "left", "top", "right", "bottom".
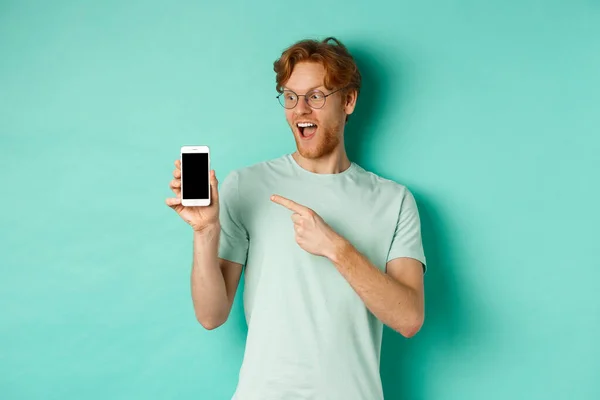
[{"left": 180, "top": 145, "right": 210, "bottom": 207}]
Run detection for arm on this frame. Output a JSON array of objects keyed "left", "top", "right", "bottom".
[
  {"left": 270, "top": 190, "right": 426, "bottom": 337},
  {"left": 329, "top": 239, "right": 425, "bottom": 338},
  {"left": 191, "top": 223, "right": 243, "bottom": 330}
]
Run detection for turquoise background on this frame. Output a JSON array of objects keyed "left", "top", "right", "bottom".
[{"left": 1, "top": 1, "right": 599, "bottom": 399}]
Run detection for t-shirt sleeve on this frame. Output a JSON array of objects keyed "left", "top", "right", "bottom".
[
  {"left": 386, "top": 187, "right": 427, "bottom": 274},
  {"left": 217, "top": 170, "right": 249, "bottom": 266}
]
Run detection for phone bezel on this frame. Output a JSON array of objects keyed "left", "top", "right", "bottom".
[{"left": 180, "top": 145, "right": 210, "bottom": 207}]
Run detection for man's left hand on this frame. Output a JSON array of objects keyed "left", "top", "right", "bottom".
[{"left": 270, "top": 194, "right": 344, "bottom": 259}]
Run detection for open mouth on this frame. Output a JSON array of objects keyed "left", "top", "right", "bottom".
[{"left": 297, "top": 121, "right": 318, "bottom": 139}]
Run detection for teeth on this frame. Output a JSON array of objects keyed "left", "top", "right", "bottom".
[{"left": 297, "top": 122, "right": 316, "bottom": 128}]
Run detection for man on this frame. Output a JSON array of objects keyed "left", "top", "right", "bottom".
[{"left": 166, "top": 37, "right": 427, "bottom": 400}]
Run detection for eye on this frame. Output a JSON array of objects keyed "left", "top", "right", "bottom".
[
  {"left": 284, "top": 92, "right": 297, "bottom": 101},
  {"left": 309, "top": 92, "right": 324, "bottom": 100}
]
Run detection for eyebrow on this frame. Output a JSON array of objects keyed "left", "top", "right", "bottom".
[{"left": 282, "top": 85, "right": 324, "bottom": 92}]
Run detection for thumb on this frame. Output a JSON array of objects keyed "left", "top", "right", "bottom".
[{"left": 210, "top": 170, "right": 219, "bottom": 203}]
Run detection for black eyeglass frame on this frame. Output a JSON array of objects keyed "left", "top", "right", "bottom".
[{"left": 276, "top": 85, "right": 350, "bottom": 109}]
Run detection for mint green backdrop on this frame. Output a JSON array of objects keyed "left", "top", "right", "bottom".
[{"left": 1, "top": 1, "right": 598, "bottom": 399}]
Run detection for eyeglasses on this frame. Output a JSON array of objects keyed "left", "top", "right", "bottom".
[{"left": 276, "top": 85, "right": 349, "bottom": 109}]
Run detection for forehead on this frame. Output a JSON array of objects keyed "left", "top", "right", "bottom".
[{"left": 284, "top": 61, "right": 326, "bottom": 92}]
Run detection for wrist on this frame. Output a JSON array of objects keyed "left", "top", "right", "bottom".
[
  {"left": 328, "top": 235, "right": 349, "bottom": 264},
  {"left": 193, "top": 222, "right": 221, "bottom": 236}
]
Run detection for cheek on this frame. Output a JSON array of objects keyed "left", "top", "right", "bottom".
[
  {"left": 317, "top": 112, "right": 335, "bottom": 128},
  {"left": 286, "top": 112, "right": 298, "bottom": 127}
]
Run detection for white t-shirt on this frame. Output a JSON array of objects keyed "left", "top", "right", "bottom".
[{"left": 218, "top": 153, "right": 427, "bottom": 400}]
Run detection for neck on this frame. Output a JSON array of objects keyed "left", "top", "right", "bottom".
[{"left": 291, "top": 149, "right": 352, "bottom": 174}]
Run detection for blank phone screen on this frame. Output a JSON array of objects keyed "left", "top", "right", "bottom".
[{"left": 182, "top": 153, "right": 209, "bottom": 200}]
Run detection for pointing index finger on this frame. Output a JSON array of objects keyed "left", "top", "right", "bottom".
[{"left": 271, "top": 195, "right": 307, "bottom": 214}]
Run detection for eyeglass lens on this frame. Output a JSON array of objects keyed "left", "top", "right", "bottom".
[{"left": 279, "top": 90, "right": 326, "bottom": 109}]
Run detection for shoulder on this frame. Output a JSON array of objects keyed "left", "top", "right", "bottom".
[
  {"left": 352, "top": 163, "right": 412, "bottom": 198},
  {"left": 222, "top": 155, "right": 289, "bottom": 195},
  {"left": 230, "top": 154, "right": 288, "bottom": 179}
]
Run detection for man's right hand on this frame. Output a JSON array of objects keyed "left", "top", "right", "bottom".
[{"left": 165, "top": 159, "right": 220, "bottom": 232}]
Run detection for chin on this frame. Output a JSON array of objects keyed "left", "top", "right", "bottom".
[
  {"left": 296, "top": 141, "right": 337, "bottom": 160},
  {"left": 297, "top": 148, "right": 320, "bottom": 159},
  {"left": 292, "top": 125, "right": 341, "bottom": 159}
]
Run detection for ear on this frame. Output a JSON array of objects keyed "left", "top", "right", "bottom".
[{"left": 343, "top": 88, "right": 358, "bottom": 117}]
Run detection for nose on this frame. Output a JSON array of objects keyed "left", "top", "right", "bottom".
[{"left": 294, "top": 96, "right": 312, "bottom": 116}]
